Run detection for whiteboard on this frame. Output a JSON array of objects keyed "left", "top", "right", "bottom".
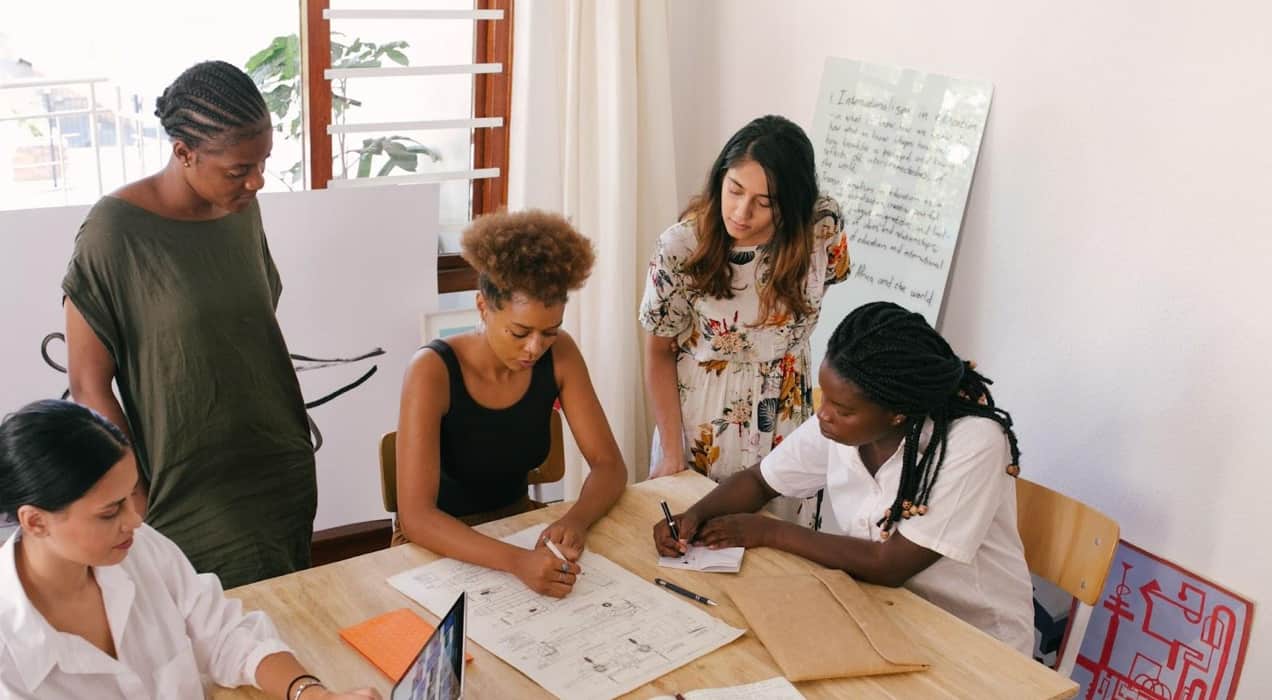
[
  {"left": 0, "top": 185, "right": 439, "bottom": 530},
  {"left": 808, "top": 57, "right": 992, "bottom": 369}
]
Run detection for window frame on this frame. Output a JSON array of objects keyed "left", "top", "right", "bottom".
[{"left": 301, "top": 0, "right": 513, "bottom": 293}]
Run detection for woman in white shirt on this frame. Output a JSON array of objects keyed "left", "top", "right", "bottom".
[
  {"left": 0, "top": 399, "right": 379, "bottom": 699},
  {"left": 653, "top": 302, "right": 1036, "bottom": 655}
]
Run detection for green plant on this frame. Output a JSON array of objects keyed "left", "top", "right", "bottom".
[{"left": 245, "top": 33, "right": 441, "bottom": 188}]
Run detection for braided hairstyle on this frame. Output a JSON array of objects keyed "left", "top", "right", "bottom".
[
  {"left": 154, "top": 60, "right": 269, "bottom": 149},
  {"left": 825, "top": 302, "right": 1021, "bottom": 539}
]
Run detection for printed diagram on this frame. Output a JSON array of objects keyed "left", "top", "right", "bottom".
[
  {"left": 1073, "top": 541, "right": 1252, "bottom": 700},
  {"left": 388, "top": 526, "right": 743, "bottom": 699}
]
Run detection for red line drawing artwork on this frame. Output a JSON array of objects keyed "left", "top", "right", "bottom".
[{"left": 1072, "top": 540, "right": 1253, "bottom": 700}]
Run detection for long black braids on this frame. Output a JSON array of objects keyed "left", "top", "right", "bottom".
[
  {"left": 154, "top": 60, "right": 269, "bottom": 149},
  {"left": 825, "top": 302, "right": 1021, "bottom": 540}
]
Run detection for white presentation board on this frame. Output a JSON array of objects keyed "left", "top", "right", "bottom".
[
  {"left": 808, "top": 57, "right": 992, "bottom": 369},
  {"left": 0, "top": 185, "right": 439, "bottom": 530}
]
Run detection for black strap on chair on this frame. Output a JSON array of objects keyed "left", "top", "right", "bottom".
[{"left": 39, "top": 332, "right": 383, "bottom": 452}]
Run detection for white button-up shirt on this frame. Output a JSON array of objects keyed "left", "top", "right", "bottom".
[
  {"left": 760, "top": 415, "right": 1035, "bottom": 655},
  {"left": 0, "top": 524, "right": 291, "bottom": 699}
]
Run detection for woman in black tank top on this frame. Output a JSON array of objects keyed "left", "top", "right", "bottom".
[
  {"left": 424, "top": 336, "right": 558, "bottom": 517},
  {"left": 394, "top": 211, "right": 627, "bottom": 599}
]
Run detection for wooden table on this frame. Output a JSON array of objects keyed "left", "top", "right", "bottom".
[{"left": 215, "top": 471, "right": 1077, "bottom": 699}]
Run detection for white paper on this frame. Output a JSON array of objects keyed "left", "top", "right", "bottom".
[
  {"left": 650, "top": 676, "right": 806, "bottom": 700},
  {"left": 808, "top": 58, "right": 992, "bottom": 369},
  {"left": 657, "top": 545, "right": 744, "bottom": 573},
  {"left": 387, "top": 527, "right": 745, "bottom": 700}
]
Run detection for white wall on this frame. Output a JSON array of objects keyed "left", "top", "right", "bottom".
[{"left": 668, "top": 1, "right": 1271, "bottom": 694}]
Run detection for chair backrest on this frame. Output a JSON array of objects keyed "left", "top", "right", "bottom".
[
  {"left": 527, "top": 410, "right": 566, "bottom": 485},
  {"left": 1015, "top": 478, "right": 1119, "bottom": 606},
  {"left": 379, "top": 431, "right": 398, "bottom": 513},
  {"left": 812, "top": 386, "right": 823, "bottom": 411},
  {"left": 378, "top": 410, "right": 566, "bottom": 514}
]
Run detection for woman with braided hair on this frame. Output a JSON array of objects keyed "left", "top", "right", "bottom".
[
  {"left": 62, "top": 61, "right": 316, "bottom": 587},
  {"left": 653, "top": 301, "right": 1034, "bottom": 654}
]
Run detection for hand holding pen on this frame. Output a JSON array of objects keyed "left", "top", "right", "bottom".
[
  {"left": 537, "top": 516, "right": 587, "bottom": 560},
  {"left": 653, "top": 501, "right": 701, "bottom": 556},
  {"left": 513, "top": 545, "right": 580, "bottom": 598}
]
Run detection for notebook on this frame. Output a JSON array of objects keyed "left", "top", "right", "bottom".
[
  {"left": 650, "top": 676, "right": 805, "bottom": 699},
  {"left": 340, "top": 604, "right": 472, "bottom": 684},
  {"left": 657, "top": 545, "right": 745, "bottom": 573}
]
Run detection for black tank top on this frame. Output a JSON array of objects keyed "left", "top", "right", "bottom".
[{"left": 427, "top": 339, "right": 559, "bottom": 517}]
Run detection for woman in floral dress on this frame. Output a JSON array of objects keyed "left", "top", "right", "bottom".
[{"left": 640, "top": 115, "right": 851, "bottom": 526}]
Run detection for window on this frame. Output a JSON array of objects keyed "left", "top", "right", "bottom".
[
  {"left": 1, "top": 1, "right": 513, "bottom": 291},
  {"left": 303, "top": 0, "right": 514, "bottom": 292},
  {"left": 0, "top": 1, "right": 302, "bottom": 209}
]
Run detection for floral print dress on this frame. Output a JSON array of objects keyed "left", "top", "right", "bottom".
[{"left": 639, "top": 195, "right": 851, "bottom": 526}]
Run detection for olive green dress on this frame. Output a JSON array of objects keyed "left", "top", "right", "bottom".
[{"left": 62, "top": 196, "right": 316, "bottom": 588}]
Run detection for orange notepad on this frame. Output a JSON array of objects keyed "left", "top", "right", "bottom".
[{"left": 339, "top": 608, "right": 473, "bottom": 681}]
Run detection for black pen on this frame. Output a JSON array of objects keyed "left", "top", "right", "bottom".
[
  {"left": 655, "top": 577, "right": 718, "bottom": 606},
  {"left": 660, "top": 500, "right": 681, "bottom": 542}
]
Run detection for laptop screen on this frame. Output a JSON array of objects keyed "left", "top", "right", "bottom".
[{"left": 391, "top": 592, "right": 467, "bottom": 700}]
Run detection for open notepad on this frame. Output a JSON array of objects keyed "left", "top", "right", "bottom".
[
  {"left": 651, "top": 676, "right": 805, "bottom": 699},
  {"left": 657, "top": 545, "right": 744, "bottom": 573}
]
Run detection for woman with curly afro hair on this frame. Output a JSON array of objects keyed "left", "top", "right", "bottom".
[{"left": 394, "top": 210, "right": 627, "bottom": 599}]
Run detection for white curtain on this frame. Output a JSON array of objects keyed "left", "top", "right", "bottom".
[{"left": 508, "top": 0, "right": 679, "bottom": 497}]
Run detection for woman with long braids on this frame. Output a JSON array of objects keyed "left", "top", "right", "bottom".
[
  {"left": 653, "top": 301, "right": 1034, "bottom": 654},
  {"left": 640, "top": 115, "right": 850, "bottom": 526},
  {"left": 62, "top": 61, "right": 315, "bottom": 587}
]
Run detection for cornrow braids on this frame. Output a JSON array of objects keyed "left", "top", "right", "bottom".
[
  {"left": 825, "top": 301, "right": 1022, "bottom": 539},
  {"left": 154, "top": 60, "right": 269, "bottom": 149}
]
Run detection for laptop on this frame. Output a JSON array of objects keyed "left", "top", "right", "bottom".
[{"left": 391, "top": 592, "right": 468, "bottom": 700}]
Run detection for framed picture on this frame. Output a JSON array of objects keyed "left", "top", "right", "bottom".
[{"left": 420, "top": 308, "right": 480, "bottom": 344}]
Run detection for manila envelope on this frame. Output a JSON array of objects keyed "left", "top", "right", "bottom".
[{"left": 725, "top": 568, "right": 928, "bottom": 681}]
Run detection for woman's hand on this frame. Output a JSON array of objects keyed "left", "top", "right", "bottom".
[
  {"left": 695, "top": 513, "right": 775, "bottom": 550},
  {"left": 512, "top": 547, "right": 581, "bottom": 598},
  {"left": 537, "top": 516, "right": 588, "bottom": 561},
  {"left": 652, "top": 510, "right": 701, "bottom": 556},
  {"left": 649, "top": 451, "right": 688, "bottom": 479}
]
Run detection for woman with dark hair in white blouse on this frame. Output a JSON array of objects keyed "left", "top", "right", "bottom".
[{"left": 0, "top": 399, "right": 379, "bottom": 700}]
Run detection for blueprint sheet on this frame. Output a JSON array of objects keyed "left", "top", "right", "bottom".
[{"left": 387, "top": 526, "right": 745, "bottom": 699}]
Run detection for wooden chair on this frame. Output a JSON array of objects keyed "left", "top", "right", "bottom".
[
  {"left": 380, "top": 409, "right": 567, "bottom": 514},
  {"left": 1016, "top": 479, "right": 1119, "bottom": 677}
]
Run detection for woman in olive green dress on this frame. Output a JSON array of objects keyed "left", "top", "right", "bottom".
[{"left": 62, "top": 61, "right": 315, "bottom": 588}]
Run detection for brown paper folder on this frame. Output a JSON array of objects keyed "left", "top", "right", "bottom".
[{"left": 725, "top": 569, "right": 928, "bottom": 681}]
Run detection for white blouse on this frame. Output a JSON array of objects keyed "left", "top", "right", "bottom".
[
  {"left": 760, "top": 415, "right": 1036, "bottom": 655},
  {"left": 0, "top": 524, "right": 291, "bottom": 699}
]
